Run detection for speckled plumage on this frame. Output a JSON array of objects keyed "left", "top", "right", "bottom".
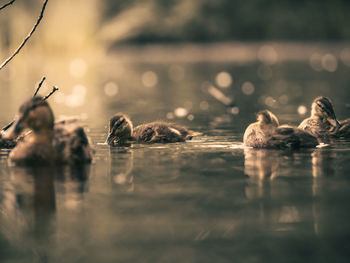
[
  {"left": 107, "top": 113, "right": 199, "bottom": 145},
  {"left": 244, "top": 110, "right": 318, "bottom": 149},
  {"left": 298, "top": 96, "right": 341, "bottom": 142},
  {"left": 54, "top": 120, "right": 93, "bottom": 164},
  {"left": 6, "top": 97, "right": 93, "bottom": 165},
  {"left": 133, "top": 122, "right": 194, "bottom": 143},
  {"left": 338, "top": 118, "right": 350, "bottom": 136}
]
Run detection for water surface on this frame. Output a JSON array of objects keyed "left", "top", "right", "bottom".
[{"left": 1, "top": 43, "right": 350, "bottom": 262}]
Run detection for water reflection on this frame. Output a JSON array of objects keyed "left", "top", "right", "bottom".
[
  {"left": 243, "top": 148, "right": 316, "bottom": 233},
  {"left": 312, "top": 148, "right": 335, "bottom": 178},
  {"left": 0, "top": 164, "right": 91, "bottom": 261},
  {"left": 109, "top": 147, "right": 134, "bottom": 192},
  {"left": 0, "top": 166, "right": 56, "bottom": 261}
]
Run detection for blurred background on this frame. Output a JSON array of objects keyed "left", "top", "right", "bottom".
[
  {"left": 1, "top": 0, "right": 350, "bottom": 130},
  {"left": 2, "top": 2, "right": 350, "bottom": 262}
]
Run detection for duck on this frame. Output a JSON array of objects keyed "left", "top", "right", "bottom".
[
  {"left": 298, "top": 96, "right": 341, "bottom": 142},
  {"left": 4, "top": 96, "right": 93, "bottom": 165},
  {"left": 243, "top": 110, "right": 319, "bottom": 149},
  {"left": 106, "top": 113, "right": 199, "bottom": 145},
  {"left": 0, "top": 133, "right": 16, "bottom": 148}
]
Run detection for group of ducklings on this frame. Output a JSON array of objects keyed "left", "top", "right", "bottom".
[
  {"left": 1, "top": 95, "right": 349, "bottom": 166},
  {"left": 243, "top": 96, "right": 350, "bottom": 148}
]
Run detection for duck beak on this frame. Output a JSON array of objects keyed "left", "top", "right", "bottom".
[
  {"left": 3, "top": 115, "right": 24, "bottom": 139},
  {"left": 106, "top": 132, "right": 116, "bottom": 145}
]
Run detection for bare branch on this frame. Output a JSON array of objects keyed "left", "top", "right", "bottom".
[
  {"left": 1, "top": 79, "right": 58, "bottom": 132},
  {"left": 0, "top": 0, "right": 16, "bottom": 11},
  {"left": 43, "top": 86, "right": 59, "bottom": 100},
  {"left": 0, "top": 0, "right": 49, "bottom": 70},
  {"left": 33, "top": 76, "right": 46, "bottom": 96}
]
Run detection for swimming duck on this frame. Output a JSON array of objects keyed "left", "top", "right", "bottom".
[
  {"left": 298, "top": 96, "right": 340, "bottom": 142},
  {"left": 5, "top": 96, "right": 93, "bottom": 165},
  {"left": 243, "top": 110, "right": 318, "bottom": 149},
  {"left": 0, "top": 132, "right": 16, "bottom": 148},
  {"left": 107, "top": 113, "right": 199, "bottom": 145}
]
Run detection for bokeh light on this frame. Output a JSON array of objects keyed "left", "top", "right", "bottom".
[
  {"left": 104, "top": 82, "right": 119, "bottom": 97},
  {"left": 215, "top": 71, "right": 232, "bottom": 88},
  {"left": 142, "top": 71, "right": 158, "bottom": 87},
  {"left": 174, "top": 107, "right": 188, "bottom": 118},
  {"left": 257, "top": 45, "right": 278, "bottom": 65},
  {"left": 321, "top": 54, "right": 338, "bottom": 72},
  {"left": 309, "top": 53, "right": 323, "bottom": 71},
  {"left": 241, "top": 81, "right": 255, "bottom": 95},
  {"left": 297, "top": 105, "right": 307, "bottom": 115}
]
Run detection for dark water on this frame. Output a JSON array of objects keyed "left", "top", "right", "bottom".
[{"left": 1, "top": 46, "right": 350, "bottom": 262}]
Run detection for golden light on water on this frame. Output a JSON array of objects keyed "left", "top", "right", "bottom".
[
  {"left": 340, "top": 48, "right": 350, "bottom": 66},
  {"left": 241, "top": 81, "right": 255, "bottom": 95},
  {"left": 310, "top": 53, "right": 338, "bottom": 72},
  {"left": 309, "top": 53, "right": 323, "bottom": 71},
  {"left": 215, "top": 71, "right": 232, "bottom": 88},
  {"left": 264, "top": 96, "right": 277, "bottom": 108},
  {"left": 141, "top": 71, "right": 158, "bottom": 87},
  {"left": 297, "top": 105, "right": 308, "bottom": 115},
  {"left": 174, "top": 107, "right": 188, "bottom": 118},
  {"left": 104, "top": 82, "right": 119, "bottom": 97},
  {"left": 321, "top": 53, "right": 338, "bottom": 72},
  {"left": 65, "top": 85, "right": 87, "bottom": 107},
  {"left": 187, "top": 114, "right": 194, "bottom": 121},
  {"left": 230, "top": 106, "right": 240, "bottom": 115},
  {"left": 166, "top": 112, "right": 174, "bottom": 119},
  {"left": 257, "top": 45, "right": 278, "bottom": 65}
]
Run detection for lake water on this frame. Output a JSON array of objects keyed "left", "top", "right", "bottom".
[{"left": 1, "top": 43, "right": 350, "bottom": 262}]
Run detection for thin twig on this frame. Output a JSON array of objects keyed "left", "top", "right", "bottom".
[
  {"left": 0, "top": 0, "right": 16, "bottom": 11},
  {"left": 0, "top": 0, "right": 49, "bottom": 70},
  {"left": 43, "top": 86, "right": 58, "bottom": 100},
  {"left": 33, "top": 76, "right": 46, "bottom": 96},
  {"left": 1, "top": 81, "right": 58, "bottom": 132}
]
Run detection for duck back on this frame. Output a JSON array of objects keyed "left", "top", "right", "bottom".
[
  {"left": 133, "top": 122, "right": 195, "bottom": 143},
  {"left": 54, "top": 121, "right": 93, "bottom": 164}
]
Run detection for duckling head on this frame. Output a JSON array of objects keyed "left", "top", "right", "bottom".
[
  {"left": 107, "top": 113, "right": 133, "bottom": 145},
  {"left": 311, "top": 96, "right": 340, "bottom": 131},
  {"left": 5, "top": 96, "right": 54, "bottom": 139},
  {"left": 256, "top": 110, "right": 279, "bottom": 127}
]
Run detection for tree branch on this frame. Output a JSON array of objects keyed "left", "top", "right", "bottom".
[
  {"left": 0, "top": 0, "right": 49, "bottom": 70},
  {"left": 0, "top": 0, "right": 16, "bottom": 11},
  {"left": 33, "top": 76, "right": 46, "bottom": 96},
  {"left": 1, "top": 78, "right": 58, "bottom": 132},
  {"left": 43, "top": 86, "right": 58, "bottom": 100}
]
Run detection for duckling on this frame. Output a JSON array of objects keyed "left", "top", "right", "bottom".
[
  {"left": 298, "top": 96, "right": 340, "bottom": 142},
  {"left": 338, "top": 118, "right": 350, "bottom": 137},
  {"left": 244, "top": 110, "right": 318, "bottom": 149},
  {"left": 5, "top": 96, "right": 93, "bottom": 165},
  {"left": 0, "top": 132, "right": 16, "bottom": 148},
  {"left": 107, "top": 113, "right": 199, "bottom": 145}
]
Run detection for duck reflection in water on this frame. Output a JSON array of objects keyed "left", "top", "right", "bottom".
[
  {"left": 109, "top": 147, "right": 134, "bottom": 192},
  {"left": 0, "top": 166, "right": 56, "bottom": 261},
  {"left": 244, "top": 148, "right": 319, "bottom": 233},
  {"left": 311, "top": 147, "right": 335, "bottom": 198},
  {"left": 244, "top": 148, "right": 280, "bottom": 199}
]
